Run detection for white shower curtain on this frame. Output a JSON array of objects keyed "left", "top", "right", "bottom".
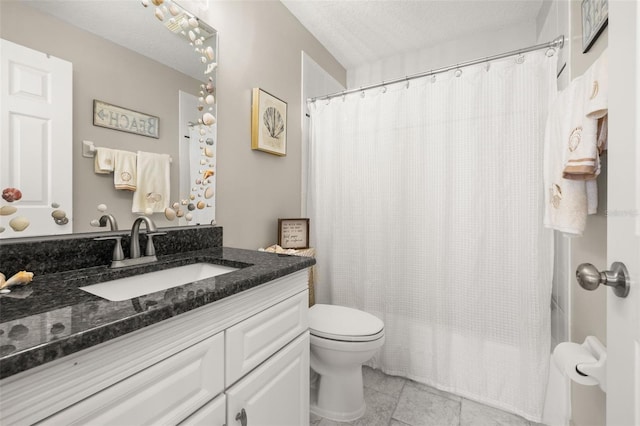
[{"left": 307, "top": 51, "right": 556, "bottom": 421}]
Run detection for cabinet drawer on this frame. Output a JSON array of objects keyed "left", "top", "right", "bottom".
[
  {"left": 226, "top": 290, "right": 308, "bottom": 385},
  {"left": 41, "top": 332, "right": 224, "bottom": 425}
]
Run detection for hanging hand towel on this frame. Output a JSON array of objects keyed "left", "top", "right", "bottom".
[
  {"left": 94, "top": 147, "right": 114, "bottom": 174},
  {"left": 132, "top": 151, "right": 171, "bottom": 213},
  {"left": 563, "top": 50, "right": 608, "bottom": 181},
  {"left": 113, "top": 150, "right": 137, "bottom": 191},
  {"left": 543, "top": 77, "right": 591, "bottom": 236}
]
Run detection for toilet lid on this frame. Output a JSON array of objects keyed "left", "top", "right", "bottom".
[{"left": 309, "top": 304, "right": 384, "bottom": 342}]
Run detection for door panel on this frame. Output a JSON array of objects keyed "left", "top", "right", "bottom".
[
  {"left": 606, "top": 2, "right": 639, "bottom": 424},
  {"left": 1, "top": 38, "right": 72, "bottom": 237}
]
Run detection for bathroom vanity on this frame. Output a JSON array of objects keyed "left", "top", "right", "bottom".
[{"left": 0, "top": 226, "right": 314, "bottom": 425}]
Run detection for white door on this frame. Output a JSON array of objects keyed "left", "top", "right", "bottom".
[
  {"left": 606, "top": 1, "right": 640, "bottom": 425},
  {"left": 0, "top": 39, "right": 72, "bottom": 238},
  {"left": 226, "top": 332, "right": 310, "bottom": 426}
]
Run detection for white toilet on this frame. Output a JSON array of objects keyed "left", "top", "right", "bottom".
[{"left": 309, "top": 304, "right": 385, "bottom": 421}]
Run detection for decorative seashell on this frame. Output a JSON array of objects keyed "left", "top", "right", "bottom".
[
  {"left": 199, "top": 159, "right": 207, "bottom": 166},
  {"left": 188, "top": 17, "right": 198, "bottom": 27},
  {"left": 202, "top": 113, "right": 216, "bottom": 126},
  {"left": 169, "top": 3, "right": 180, "bottom": 15},
  {"left": 205, "top": 94, "right": 215, "bottom": 105},
  {"left": 204, "top": 46, "right": 215, "bottom": 61},
  {"left": 0, "top": 206, "right": 17, "bottom": 216},
  {"left": 2, "top": 188, "right": 22, "bottom": 203},
  {"left": 144, "top": 207, "right": 154, "bottom": 216},
  {"left": 97, "top": 204, "right": 107, "bottom": 212},
  {"left": 197, "top": 201, "right": 205, "bottom": 209},
  {"left": 0, "top": 271, "right": 34, "bottom": 290},
  {"left": 194, "top": 27, "right": 201, "bottom": 34},
  {"left": 200, "top": 56, "right": 207, "bottom": 64},
  {"left": 141, "top": 0, "right": 149, "bottom": 7},
  {"left": 204, "top": 62, "right": 217, "bottom": 75},
  {"left": 161, "top": 5, "right": 168, "bottom": 14},
  {"left": 154, "top": 7, "right": 165, "bottom": 21},
  {"left": 172, "top": 202, "right": 180, "bottom": 210},
  {"left": 180, "top": 18, "right": 189, "bottom": 29},
  {"left": 206, "top": 138, "right": 214, "bottom": 145},
  {"left": 176, "top": 209, "right": 184, "bottom": 218},
  {"left": 181, "top": 199, "right": 188, "bottom": 205},
  {"left": 199, "top": 128, "right": 206, "bottom": 135},
  {"left": 164, "top": 207, "right": 176, "bottom": 221},
  {"left": 204, "top": 147, "right": 214, "bottom": 158},
  {"left": 189, "top": 194, "right": 195, "bottom": 201},
  {"left": 198, "top": 96, "right": 205, "bottom": 103},
  {"left": 151, "top": 0, "right": 163, "bottom": 5},
  {"left": 205, "top": 187, "right": 214, "bottom": 199},
  {"left": 187, "top": 203, "right": 195, "bottom": 211},
  {"left": 188, "top": 30, "right": 196, "bottom": 42},
  {"left": 203, "top": 169, "right": 214, "bottom": 179},
  {"left": 90, "top": 219, "right": 100, "bottom": 227},
  {"left": 9, "top": 216, "right": 29, "bottom": 232},
  {"left": 197, "top": 105, "right": 204, "bottom": 111},
  {"left": 51, "top": 202, "right": 60, "bottom": 208},
  {"left": 196, "top": 178, "right": 203, "bottom": 184},
  {"left": 0, "top": 227, "right": 5, "bottom": 233},
  {"left": 206, "top": 82, "right": 215, "bottom": 94},
  {"left": 51, "top": 209, "right": 66, "bottom": 220},
  {"left": 185, "top": 213, "right": 193, "bottom": 221}
]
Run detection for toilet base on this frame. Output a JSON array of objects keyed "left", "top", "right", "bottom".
[{"left": 309, "top": 366, "right": 366, "bottom": 422}]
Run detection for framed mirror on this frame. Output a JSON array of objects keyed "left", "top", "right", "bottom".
[{"left": 0, "top": 0, "right": 217, "bottom": 239}]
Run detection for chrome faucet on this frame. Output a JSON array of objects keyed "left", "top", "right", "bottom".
[
  {"left": 98, "top": 214, "right": 119, "bottom": 231},
  {"left": 130, "top": 216, "right": 158, "bottom": 259},
  {"left": 94, "top": 216, "right": 165, "bottom": 268}
]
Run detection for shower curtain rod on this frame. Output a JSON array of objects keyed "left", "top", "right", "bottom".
[{"left": 309, "top": 35, "right": 565, "bottom": 102}]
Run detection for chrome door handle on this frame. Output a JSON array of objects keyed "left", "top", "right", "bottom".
[
  {"left": 235, "top": 408, "right": 247, "bottom": 426},
  {"left": 576, "top": 262, "right": 630, "bottom": 298}
]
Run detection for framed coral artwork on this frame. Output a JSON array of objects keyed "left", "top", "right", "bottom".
[{"left": 251, "top": 88, "right": 287, "bottom": 156}]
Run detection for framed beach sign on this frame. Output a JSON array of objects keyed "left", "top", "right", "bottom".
[
  {"left": 581, "top": 0, "right": 608, "bottom": 53},
  {"left": 251, "top": 88, "right": 287, "bottom": 156},
  {"left": 278, "top": 218, "right": 309, "bottom": 249}
]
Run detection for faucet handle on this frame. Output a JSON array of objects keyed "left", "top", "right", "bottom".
[
  {"left": 145, "top": 232, "right": 166, "bottom": 256},
  {"left": 94, "top": 236, "right": 125, "bottom": 262}
]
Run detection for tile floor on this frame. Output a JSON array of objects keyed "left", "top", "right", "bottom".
[{"left": 309, "top": 367, "right": 542, "bottom": 426}]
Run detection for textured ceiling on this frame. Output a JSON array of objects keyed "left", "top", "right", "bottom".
[{"left": 281, "top": 0, "right": 544, "bottom": 70}]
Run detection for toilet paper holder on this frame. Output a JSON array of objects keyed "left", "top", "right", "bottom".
[{"left": 575, "top": 336, "right": 607, "bottom": 392}]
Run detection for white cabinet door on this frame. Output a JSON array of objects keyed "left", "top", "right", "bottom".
[
  {"left": 41, "top": 332, "right": 224, "bottom": 425},
  {"left": 0, "top": 38, "right": 72, "bottom": 237},
  {"left": 226, "top": 332, "right": 310, "bottom": 426},
  {"left": 180, "top": 394, "right": 226, "bottom": 426}
]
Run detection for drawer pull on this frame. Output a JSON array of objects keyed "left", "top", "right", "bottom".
[{"left": 235, "top": 408, "right": 247, "bottom": 426}]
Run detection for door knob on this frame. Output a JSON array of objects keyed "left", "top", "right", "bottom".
[{"left": 576, "top": 262, "right": 630, "bottom": 298}]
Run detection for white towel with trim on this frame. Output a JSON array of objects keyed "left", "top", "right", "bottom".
[
  {"left": 132, "top": 151, "right": 171, "bottom": 213},
  {"left": 563, "top": 50, "right": 607, "bottom": 181},
  {"left": 544, "top": 76, "right": 591, "bottom": 235},
  {"left": 113, "top": 150, "right": 137, "bottom": 191},
  {"left": 94, "top": 147, "right": 114, "bottom": 174}
]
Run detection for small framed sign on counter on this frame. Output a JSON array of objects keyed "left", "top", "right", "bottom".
[{"left": 278, "top": 218, "right": 310, "bottom": 249}]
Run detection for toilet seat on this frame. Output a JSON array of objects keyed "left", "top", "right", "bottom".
[{"left": 309, "top": 304, "right": 384, "bottom": 342}]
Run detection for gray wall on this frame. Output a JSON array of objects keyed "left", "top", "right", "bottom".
[
  {"left": 189, "top": 1, "right": 346, "bottom": 249},
  {"left": 0, "top": 1, "right": 202, "bottom": 233}
]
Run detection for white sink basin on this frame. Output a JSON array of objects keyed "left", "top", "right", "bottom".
[{"left": 80, "top": 263, "right": 239, "bottom": 301}]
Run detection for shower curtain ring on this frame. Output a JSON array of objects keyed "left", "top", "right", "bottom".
[
  {"left": 516, "top": 53, "right": 525, "bottom": 64},
  {"left": 381, "top": 81, "right": 387, "bottom": 93},
  {"left": 454, "top": 66, "right": 463, "bottom": 78},
  {"left": 430, "top": 71, "right": 436, "bottom": 83},
  {"left": 360, "top": 87, "right": 365, "bottom": 98},
  {"left": 405, "top": 77, "right": 410, "bottom": 88},
  {"left": 342, "top": 91, "right": 346, "bottom": 102},
  {"left": 484, "top": 59, "right": 491, "bottom": 72}
]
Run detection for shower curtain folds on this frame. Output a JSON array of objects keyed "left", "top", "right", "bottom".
[{"left": 307, "top": 50, "right": 556, "bottom": 422}]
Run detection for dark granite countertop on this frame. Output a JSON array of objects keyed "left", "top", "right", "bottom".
[{"left": 0, "top": 247, "right": 315, "bottom": 380}]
